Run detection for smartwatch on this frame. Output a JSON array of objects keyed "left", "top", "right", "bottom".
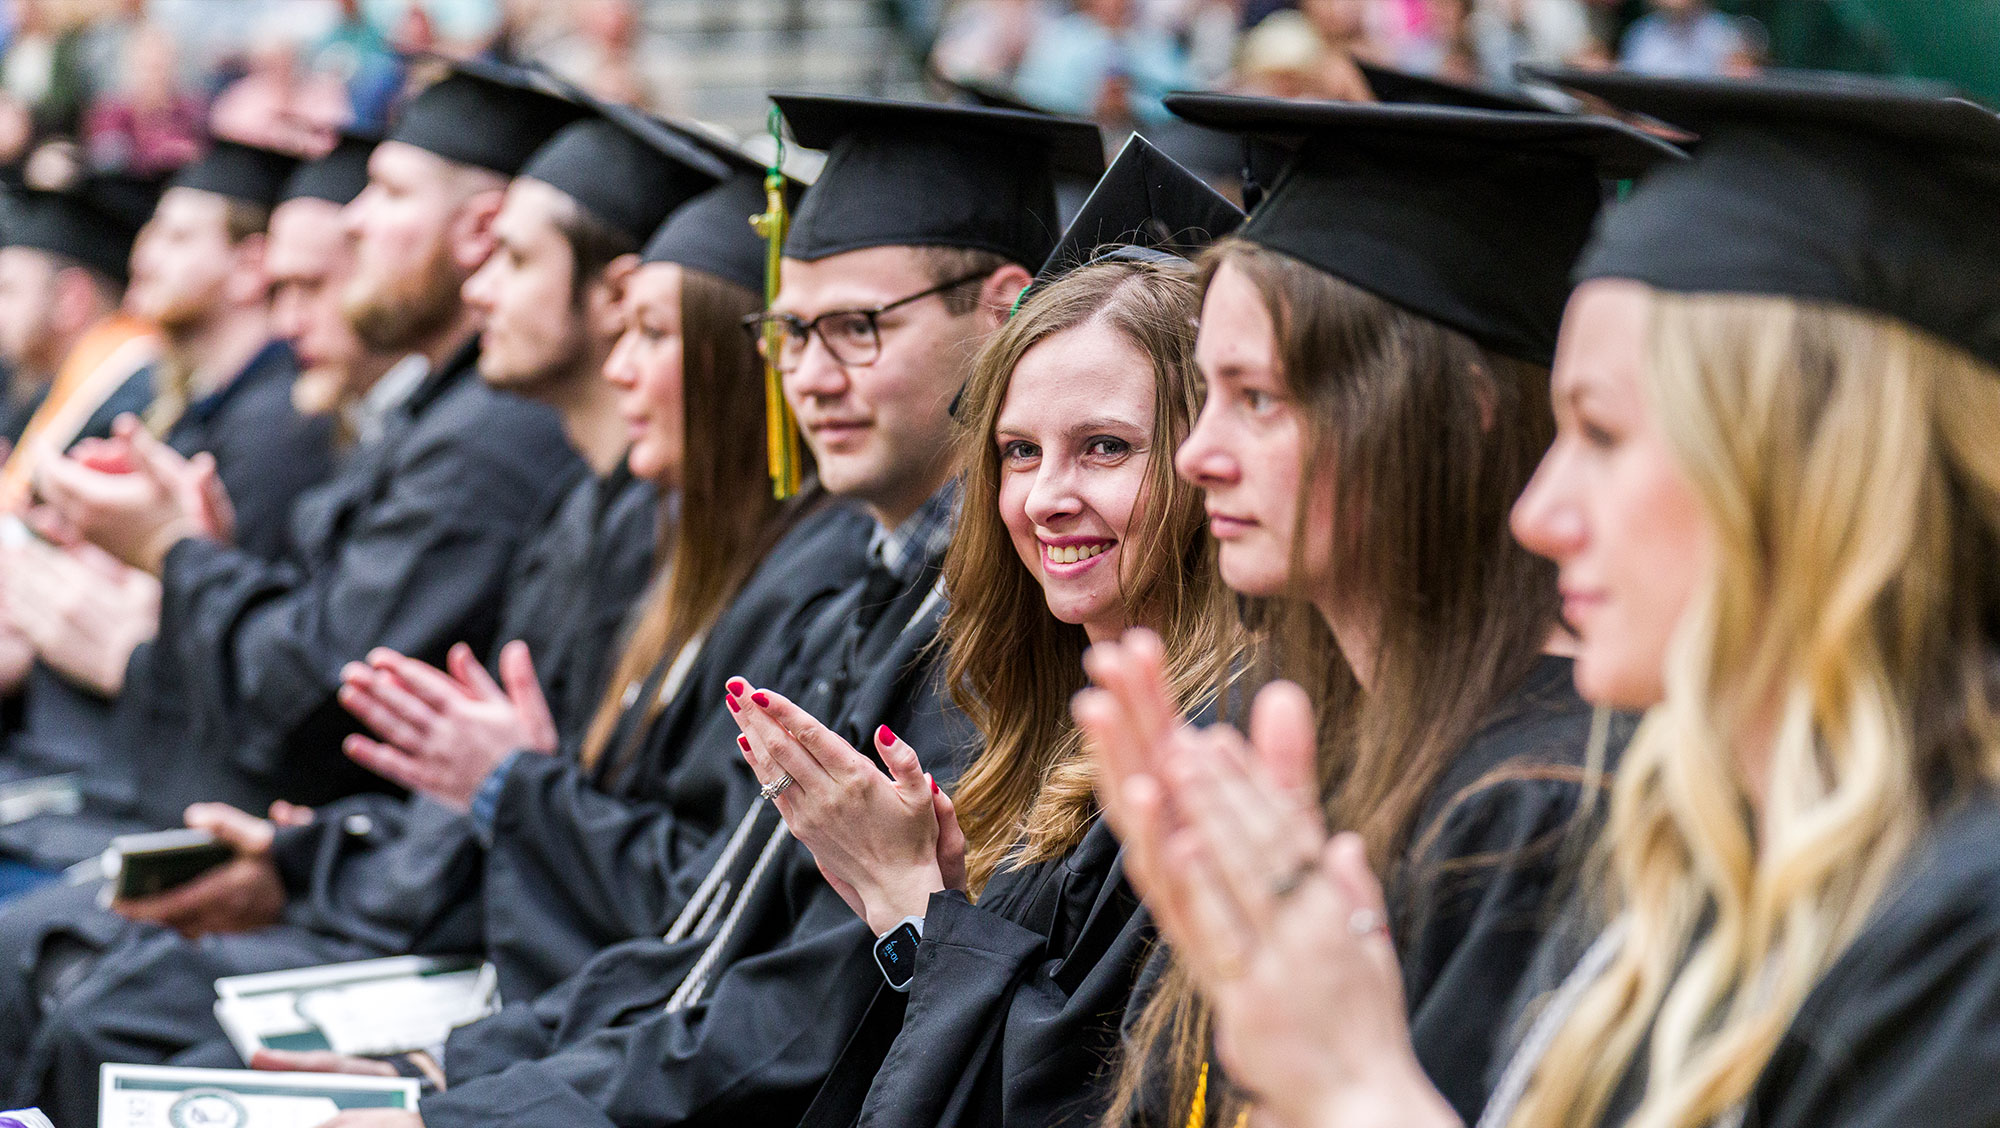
[{"left": 872, "top": 915, "right": 924, "bottom": 992}]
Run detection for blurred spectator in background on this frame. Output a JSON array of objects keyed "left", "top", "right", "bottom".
[
  {"left": 1015, "top": 0, "right": 1193, "bottom": 124},
  {"left": 209, "top": 26, "right": 348, "bottom": 154},
  {"left": 0, "top": 0, "right": 93, "bottom": 165},
  {"left": 1469, "top": 0, "right": 1601, "bottom": 86},
  {"left": 83, "top": 22, "right": 203, "bottom": 175},
  {"left": 538, "top": 0, "right": 685, "bottom": 113},
  {"left": 308, "top": 0, "right": 402, "bottom": 132},
  {"left": 1142, "top": 0, "right": 1244, "bottom": 87},
  {"left": 1619, "top": 0, "right": 1758, "bottom": 76},
  {"left": 1232, "top": 0, "right": 1373, "bottom": 100},
  {"left": 931, "top": 0, "right": 1053, "bottom": 91}
]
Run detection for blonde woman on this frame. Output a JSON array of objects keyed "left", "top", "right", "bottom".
[{"left": 1082, "top": 74, "right": 2000, "bottom": 1128}]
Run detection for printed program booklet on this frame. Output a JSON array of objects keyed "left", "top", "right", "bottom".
[
  {"left": 98, "top": 1064, "right": 418, "bottom": 1128},
  {"left": 212, "top": 955, "right": 498, "bottom": 1062}
]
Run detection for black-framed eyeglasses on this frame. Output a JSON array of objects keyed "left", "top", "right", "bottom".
[{"left": 741, "top": 270, "right": 990, "bottom": 373}]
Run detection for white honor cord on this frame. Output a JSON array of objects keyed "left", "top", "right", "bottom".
[
  {"left": 1476, "top": 919, "right": 1628, "bottom": 1128},
  {"left": 665, "top": 821, "right": 792, "bottom": 1014},
  {"left": 664, "top": 795, "right": 769, "bottom": 944}
]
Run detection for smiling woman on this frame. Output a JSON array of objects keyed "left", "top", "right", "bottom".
[{"left": 724, "top": 256, "right": 1236, "bottom": 1128}]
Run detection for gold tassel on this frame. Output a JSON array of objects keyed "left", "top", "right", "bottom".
[
  {"left": 749, "top": 105, "right": 801, "bottom": 499},
  {"left": 1185, "top": 1061, "right": 1252, "bottom": 1128}
]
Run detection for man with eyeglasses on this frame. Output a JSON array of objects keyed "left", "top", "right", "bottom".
[{"left": 234, "top": 96, "right": 1102, "bottom": 1128}]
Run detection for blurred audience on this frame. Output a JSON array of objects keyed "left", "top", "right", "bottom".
[
  {"left": 537, "top": 0, "right": 685, "bottom": 114},
  {"left": 82, "top": 22, "right": 202, "bottom": 174},
  {"left": 1013, "top": 0, "right": 1194, "bottom": 124},
  {"left": 1618, "top": 0, "right": 1759, "bottom": 77}
]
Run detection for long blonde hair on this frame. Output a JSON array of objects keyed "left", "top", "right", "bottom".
[
  {"left": 944, "top": 258, "right": 1236, "bottom": 895},
  {"left": 1513, "top": 292, "right": 2000, "bottom": 1128}
]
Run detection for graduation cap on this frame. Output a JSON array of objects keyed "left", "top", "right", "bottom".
[
  {"left": 170, "top": 139, "right": 301, "bottom": 210},
  {"left": 386, "top": 55, "right": 588, "bottom": 176},
  {"left": 772, "top": 94, "right": 1104, "bottom": 267},
  {"left": 1033, "top": 133, "right": 1243, "bottom": 286},
  {"left": 641, "top": 123, "right": 801, "bottom": 295},
  {"left": 1532, "top": 69, "right": 2000, "bottom": 371},
  {"left": 279, "top": 132, "right": 378, "bottom": 207},
  {"left": 518, "top": 109, "right": 730, "bottom": 249},
  {"left": 1165, "top": 94, "right": 1683, "bottom": 366},
  {"left": 0, "top": 172, "right": 163, "bottom": 282},
  {"left": 1357, "top": 60, "right": 1549, "bottom": 113}
]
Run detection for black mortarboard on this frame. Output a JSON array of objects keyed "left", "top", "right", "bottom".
[
  {"left": 1, "top": 173, "right": 162, "bottom": 282},
  {"left": 519, "top": 109, "right": 728, "bottom": 248},
  {"left": 280, "top": 132, "right": 378, "bottom": 206},
  {"left": 1164, "top": 94, "right": 1682, "bottom": 365},
  {"left": 1534, "top": 69, "right": 2000, "bottom": 371},
  {"left": 1357, "top": 60, "right": 1548, "bottom": 113},
  {"left": 773, "top": 94, "right": 1104, "bottom": 267},
  {"left": 386, "top": 56, "right": 588, "bottom": 176},
  {"left": 1034, "top": 133, "right": 1243, "bottom": 285},
  {"left": 641, "top": 117, "right": 801, "bottom": 294},
  {"left": 170, "top": 139, "right": 300, "bottom": 210}
]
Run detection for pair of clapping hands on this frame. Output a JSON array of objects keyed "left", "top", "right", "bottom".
[
  {"left": 1074, "top": 630, "right": 1462, "bottom": 1128},
  {"left": 724, "top": 676, "right": 965, "bottom": 936},
  {"left": 0, "top": 417, "right": 228, "bottom": 697}
]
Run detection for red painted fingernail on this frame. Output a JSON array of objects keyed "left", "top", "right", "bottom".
[
  {"left": 751, "top": 691, "right": 769, "bottom": 707},
  {"left": 725, "top": 693, "right": 740, "bottom": 713},
  {"left": 726, "top": 677, "right": 748, "bottom": 696},
  {"left": 737, "top": 735, "right": 751, "bottom": 752},
  {"left": 876, "top": 724, "right": 894, "bottom": 746},
  {"left": 930, "top": 775, "right": 940, "bottom": 795}
]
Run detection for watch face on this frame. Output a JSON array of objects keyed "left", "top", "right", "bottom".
[{"left": 875, "top": 922, "right": 921, "bottom": 990}]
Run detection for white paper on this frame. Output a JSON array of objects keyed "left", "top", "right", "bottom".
[{"left": 98, "top": 1065, "right": 417, "bottom": 1128}]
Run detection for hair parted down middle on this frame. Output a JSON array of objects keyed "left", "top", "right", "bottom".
[
  {"left": 943, "top": 256, "right": 1238, "bottom": 897},
  {"left": 1105, "top": 235, "right": 1567, "bottom": 1128},
  {"left": 579, "top": 263, "right": 819, "bottom": 775}
]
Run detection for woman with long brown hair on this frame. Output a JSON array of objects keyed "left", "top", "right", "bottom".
[
  {"left": 1082, "top": 75, "right": 2000, "bottom": 1128},
  {"left": 722, "top": 246, "right": 1235, "bottom": 1128},
  {"left": 1076, "top": 97, "right": 1677, "bottom": 1128}
]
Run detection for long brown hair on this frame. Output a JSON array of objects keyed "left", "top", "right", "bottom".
[
  {"left": 1104, "top": 237, "right": 1561, "bottom": 1127},
  {"left": 945, "top": 258, "right": 1236, "bottom": 894},
  {"left": 579, "top": 264, "right": 812, "bottom": 769}
]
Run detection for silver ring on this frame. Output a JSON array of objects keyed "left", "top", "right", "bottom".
[
  {"left": 758, "top": 774, "right": 795, "bottom": 800},
  {"left": 1347, "top": 907, "right": 1386, "bottom": 937}
]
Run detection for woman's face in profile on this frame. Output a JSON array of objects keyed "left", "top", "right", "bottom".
[
  {"left": 1512, "top": 279, "right": 1712, "bottom": 711},
  {"left": 603, "top": 261, "right": 687, "bottom": 487},
  {"left": 1179, "top": 261, "right": 1336, "bottom": 606},
  {"left": 995, "top": 317, "right": 1158, "bottom": 643}
]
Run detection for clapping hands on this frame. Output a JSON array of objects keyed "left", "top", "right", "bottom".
[
  {"left": 1075, "top": 629, "right": 1460, "bottom": 1128},
  {"left": 725, "top": 677, "right": 965, "bottom": 935}
]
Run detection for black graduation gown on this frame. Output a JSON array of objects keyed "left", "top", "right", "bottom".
[
  {"left": 0, "top": 381, "right": 47, "bottom": 447},
  {"left": 1500, "top": 789, "right": 2000, "bottom": 1128},
  {"left": 1124, "top": 657, "right": 1623, "bottom": 1128},
  {"left": 804, "top": 816, "right": 1152, "bottom": 1128},
  {"left": 490, "top": 459, "right": 660, "bottom": 753},
  {"left": 475, "top": 501, "right": 876, "bottom": 1000},
  {"left": 0, "top": 342, "right": 339, "bottom": 867},
  {"left": 412, "top": 526, "right": 980, "bottom": 1128},
  {"left": 0, "top": 459, "right": 658, "bottom": 1119},
  {"left": 112, "top": 337, "right": 579, "bottom": 828}
]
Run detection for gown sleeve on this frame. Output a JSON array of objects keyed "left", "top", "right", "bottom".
[
  {"left": 130, "top": 381, "right": 578, "bottom": 802},
  {"left": 1398, "top": 772, "right": 1597, "bottom": 1125},
  {"left": 855, "top": 827, "right": 1152, "bottom": 1128},
  {"left": 1741, "top": 801, "right": 2000, "bottom": 1128}
]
